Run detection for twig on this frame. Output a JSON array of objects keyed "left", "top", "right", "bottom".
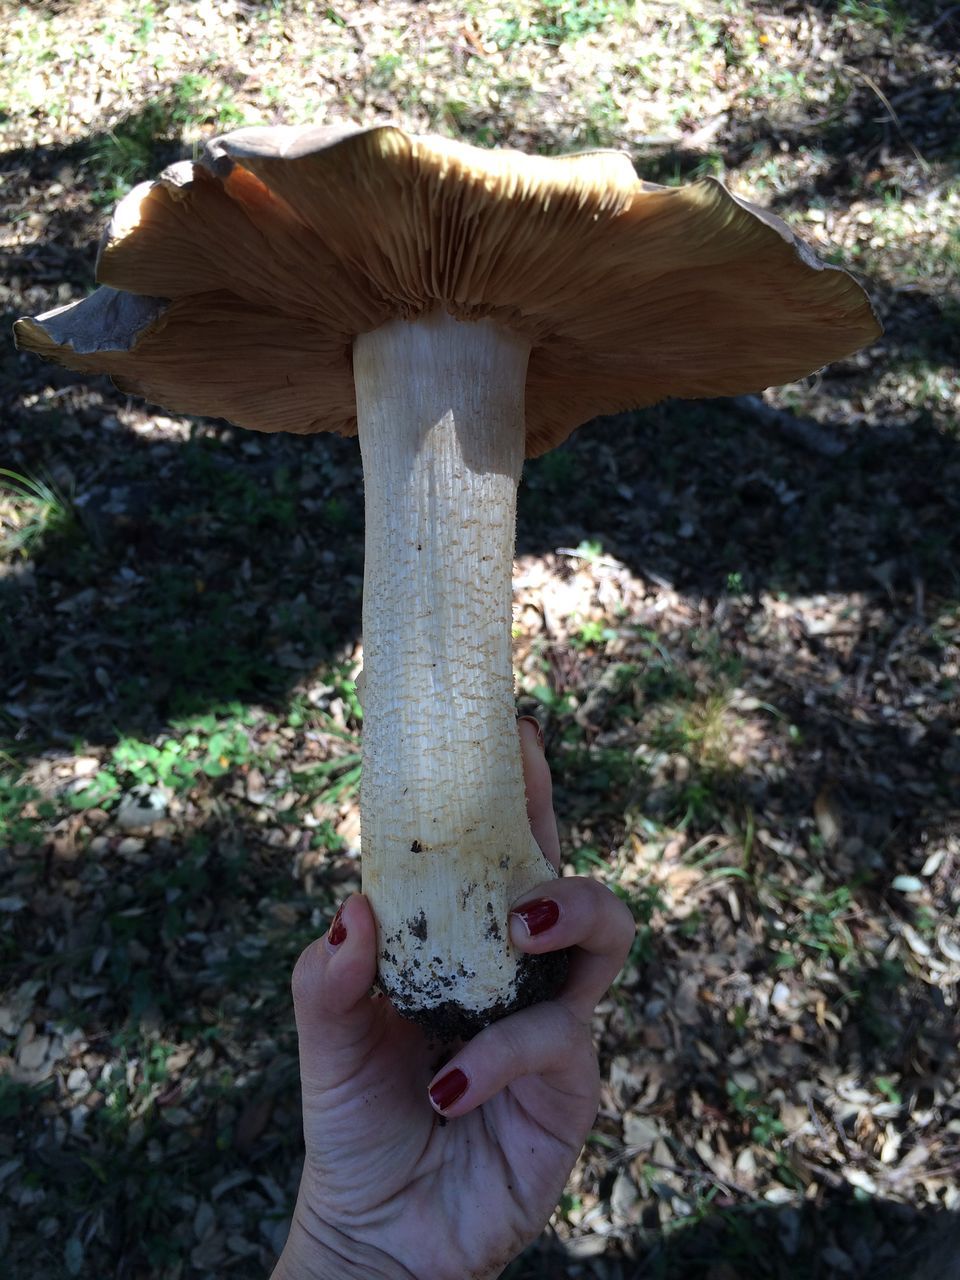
[
  {"left": 930, "top": 4, "right": 960, "bottom": 33},
  {"left": 633, "top": 1156, "right": 750, "bottom": 1198},
  {"left": 846, "top": 67, "right": 931, "bottom": 173},
  {"left": 806, "top": 1097, "right": 832, "bottom": 1148}
]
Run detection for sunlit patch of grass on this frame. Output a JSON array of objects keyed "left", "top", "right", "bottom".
[
  {"left": 858, "top": 182, "right": 960, "bottom": 284},
  {"left": 67, "top": 711, "right": 265, "bottom": 812},
  {"left": 772, "top": 179, "right": 960, "bottom": 293},
  {"left": 167, "top": 73, "right": 250, "bottom": 134},
  {"left": 84, "top": 77, "right": 252, "bottom": 206},
  {"left": 485, "top": 0, "right": 631, "bottom": 49},
  {"left": 649, "top": 691, "right": 739, "bottom": 772}
]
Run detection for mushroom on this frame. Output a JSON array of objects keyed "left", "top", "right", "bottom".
[{"left": 14, "top": 123, "right": 881, "bottom": 1037}]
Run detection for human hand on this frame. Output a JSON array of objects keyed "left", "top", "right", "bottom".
[{"left": 273, "top": 719, "right": 636, "bottom": 1280}]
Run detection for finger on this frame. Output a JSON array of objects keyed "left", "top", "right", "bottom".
[
  {"left": 426, "top": 999, "right": 598, "bottom": 1121},
  {"left": 290, "top": 893, "right": 380, "bottom": 1078},
  {"left": 518, "top": 715, "right": 561, "bottom": 870},
  {"left": 508, "top": 876, "right": 636, "bottom": 1022}
]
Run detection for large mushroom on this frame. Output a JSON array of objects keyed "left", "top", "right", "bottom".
[{"left": 14, "top": 123, "right": 881, "bottom": 1038}]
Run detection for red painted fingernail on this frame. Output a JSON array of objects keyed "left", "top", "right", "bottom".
[
  {"left": 327, "top": 903, "right": 346, "bottom": 947},
  {"left": 429, "top": 1068, "right": 468, "bottom": 1112},
  {"left": 511, "top": 897, "right": 560, "bottom": 936}
]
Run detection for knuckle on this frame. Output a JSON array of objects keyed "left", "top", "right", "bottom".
[{"left": 610, "top": 895, "right": 638, "bottom": 956}]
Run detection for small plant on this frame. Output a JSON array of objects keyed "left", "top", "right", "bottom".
[
  {"left": 614, "top": 880, "right": 664, "bottom": 967},
  {"left": 0, "top": 777, "right": 54, "bottom": 847},
  {"left": 85, "top": 107, "right": 170, "bottom": 204},
  {"left": 569, "top": 616, "right": 616, "bottom": 650},
  {"left": 131, "top": 1, "right": 157, "bottom": 45},
  {"left": 579, "top": 91, "right": 625, "bottom": 148},
  {"left": 726, "top": 1080, "right": 786, "bottom": 1147},
  {"left": 874, "top": 1075, "right": 903, "bottom": 1105},
  {"left": 490, "top": 0, "right": 627, "bottom": 48},
  {"left": 294, "top": 749, "right": 362, "bottom": 808},
  {"left": 70, "top": 722, "right": 257, "bottom": 809},
  {"left": 0, "top": 467, "right": 80, "bottom": 557},
  {"left": 370, "top": 52, "right": 402, "bottom": 89},
  {"left": 796, "top": 885, "right": 856, "bottom": 960},
  {"left": 837, "top": 0, "right": 914, "bottom": 35},
  {"left": 528, "top": 682, "right": 577, "bottom": 715},
  {"left": 168, "top": 74, "right": 247, "bottom": 132}
]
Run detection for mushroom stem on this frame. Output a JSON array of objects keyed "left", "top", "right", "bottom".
[{"left": 354, "top": 309, "right": 560, "bottom": 1038}]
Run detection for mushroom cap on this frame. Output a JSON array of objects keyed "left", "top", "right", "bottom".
[{"left": 14, "top": 122, "right": 881, "bottom": 456}]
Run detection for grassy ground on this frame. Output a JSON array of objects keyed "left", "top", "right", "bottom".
[{"left": 1, "top": 1, "right": 959, "bottom": 1276}]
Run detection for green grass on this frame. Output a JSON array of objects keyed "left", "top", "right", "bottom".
[
  {"left": 0, "top": 776, "right": 53, "bottom": 849},
  {"left": 0, "top": 467, "right": 81, "bottom": 558},
  {"left": 837, "top": 0, "right": 917, "bottom": 34},
  {"left": 84, "top": 77, "right": 251, "bottom": 206},
  {"left": 486, "top": 0, "right": 630, "bottom": 49},
  {"left": 725, "top": 1079, "right": 786, "bottom": 1147}
]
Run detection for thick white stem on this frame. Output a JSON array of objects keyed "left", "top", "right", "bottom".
[{"left": 354, "top": 310, "right": 558, "bottom": 1035}]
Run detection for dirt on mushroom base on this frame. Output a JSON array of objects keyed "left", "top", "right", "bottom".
[{"left": 376, "top": 943, "right": 571, "bottom": 1043}]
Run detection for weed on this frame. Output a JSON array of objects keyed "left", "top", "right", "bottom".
[
  {"left": 527, "top": 683, "right": 577, "bottom": 715},
  {"left": 130, "top": 1, "right": 157, "bottom": 45},
  {"left": 0, "top": 777, "right": 54, "bottom": 847},
  {"left": 614, "top": 880, "right": 664, "bottom": 967},
  {"left": 578, "top": 92, "right": 625, "bottom": 148},
  {"left": 570, "top": 538, "right": 606, "bottom": 564},
  {"left": 0, "top": 467, "right": 80, "bottom": 557},
  {"left": 634, "top": 631, "right": 693, "bottom": 705},
  {"left": 294, "top": 752, "right": 362, "bottom": 807},
  {"left": 370, "top": 52, "right": 402, "bottom": 89},
  {"left": 874, "top": 1075, "right": 903, "bottom": 1105},
  {"left": 726, "top": 1079, "right": 786, "bottom": 1147},
  {"left": 85, "top": 106, "right": 172, "bottom": 204},
  {"left": 70, "top": 720, "right": 256, "bottom": 809},
  {"left": 568, "top": 844, "right": 610, "bottom": 875},
  {"left": 796, "top": 884, "right": 856, "bottom": 960},
  {"left": 168, "top": 74, "right": 248, "bottom": 132},
  {"left": 83, "top": 76, "right": 248, "bottom": 206},
  {"left": 489, "top": 0, "right": 627, "bottom": 49},
  {"left": 569, "top": 616, "right": 616, "bottom": 651},
  {"left": 837, "top": 0, "right": 913, "bottom": 35},
  {"left": 331, "top": 664, "right": 363, "bottom": 725}
]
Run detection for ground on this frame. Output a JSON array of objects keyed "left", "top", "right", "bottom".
[{"left": 1, "top": 1, "right": 958, "bottom": 1277}]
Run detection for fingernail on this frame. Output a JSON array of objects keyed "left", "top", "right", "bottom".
[
  {"left": 510, "top": 897, "right": 560, "bottom": 936},
  {"left": 518, "top": 715, "right": 545, "bottom": 752},
  {"left": 429, "top": 1067, "right": 468, "bottom": 1112},
  {"left": 327, "top": 903, "right": 346, "bottom": 948}
]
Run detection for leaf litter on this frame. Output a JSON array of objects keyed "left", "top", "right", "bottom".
[{"left": 1, "top": 0, "right": 959, "bottom": 1275}]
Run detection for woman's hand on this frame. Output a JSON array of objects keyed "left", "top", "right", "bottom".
[{"left": 273, "top": 719, "right": 635, "bottom": 1280}]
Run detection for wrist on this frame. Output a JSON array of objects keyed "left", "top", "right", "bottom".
[{"left": 271, "top": 1200, "right": 415, "bottom": 1280}]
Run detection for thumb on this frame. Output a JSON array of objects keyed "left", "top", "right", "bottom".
[{"left": 290, "top": 893, "right": 380, "bottom": 1086}]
